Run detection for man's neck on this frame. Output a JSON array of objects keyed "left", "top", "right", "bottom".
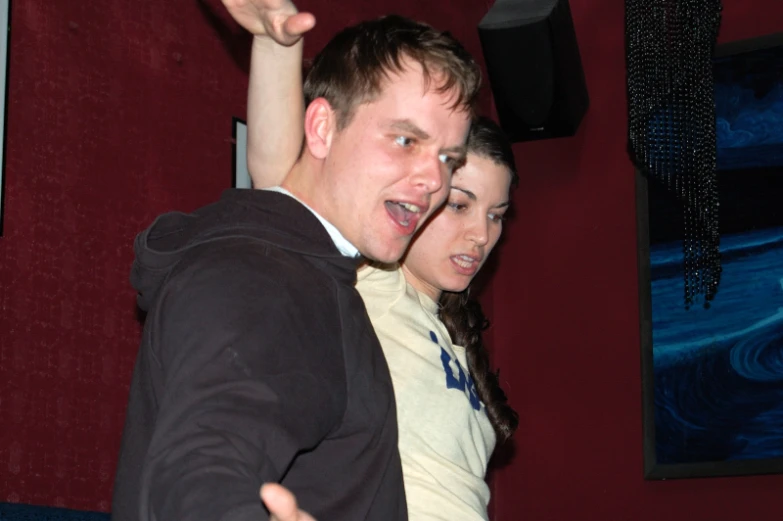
[
  {"left": 279, "top": 159, "right": 358, "bottom": 258},
  {"left": 281, "top": 159, "right": 324, "bottom": 216}
]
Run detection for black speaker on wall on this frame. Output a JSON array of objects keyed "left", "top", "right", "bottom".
[{"left": 478, "top": 0, "right": 589, "bottom": 142}]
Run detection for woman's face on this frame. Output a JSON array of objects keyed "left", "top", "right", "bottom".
[{"left": 401, "top": 153, "right": 512, "bottom": 301}]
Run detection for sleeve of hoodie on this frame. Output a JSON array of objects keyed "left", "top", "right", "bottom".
[{"left": 143, "top": 243, "right": 346, "bottom": 521}]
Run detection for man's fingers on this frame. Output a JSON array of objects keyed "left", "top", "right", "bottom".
[
  {"left": 261, "top": 483, "right": 298, "bottom": 520},
  {"left": 280, "top": 12, "right": 316, "bottom": 40},
  {"left": 261, "top": 483, "right": 318, "bottom": 521}
]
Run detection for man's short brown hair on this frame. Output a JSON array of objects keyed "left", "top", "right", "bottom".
[{"left": 304, "top": 15, "right": 481, "bottom": 129}]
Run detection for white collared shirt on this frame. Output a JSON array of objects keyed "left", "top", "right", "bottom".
[{"left": 264, "top": 186, "right": 360, "bottom": 258}]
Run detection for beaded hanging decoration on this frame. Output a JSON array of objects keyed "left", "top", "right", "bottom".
[{"left": 626, "top": 0, "right": 724, "bottom": 309}]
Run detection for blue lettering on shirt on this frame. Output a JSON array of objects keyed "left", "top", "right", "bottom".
[{"left": 430, "top": 330, "right": 481, "bottom": 410}]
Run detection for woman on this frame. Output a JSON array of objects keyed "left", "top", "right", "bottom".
[
  {"left": 223, "top": 1, "right": 519, "bottom": 519},
  {"left": 352, "top": 120, "right": 520, "bottom": 520}
]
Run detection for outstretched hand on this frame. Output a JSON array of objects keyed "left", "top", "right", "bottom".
[
  {"left": 261, "top": 483, "right": 317, "bottom": 521},
  {"left": 222, "top": 0, "right": 315, "bottom": 45}
]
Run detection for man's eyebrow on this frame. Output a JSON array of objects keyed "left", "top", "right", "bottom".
[
  {"left": 389, "top": 119, "right": 430, "bottom": 140},
  {"left": 440, "top": 145, "right": 467, "bottom": 157},
  {"left": 389, "top": 119, "right": 467, "bottom": 157}
]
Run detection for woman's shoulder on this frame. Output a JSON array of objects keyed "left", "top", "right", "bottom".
[
  {"left": 356, "top": 262, "right": 406, "bottom": 315},
  {"left": 357, "top": 262, "right": 404, "bottom": 288}
]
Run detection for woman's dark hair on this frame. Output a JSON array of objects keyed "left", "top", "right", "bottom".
[
  {"left": 463, "top": 115, "right": 518, "bottom": 187},
  {"left": 438, "top": 116, "right": 519, "bottom": 443}
]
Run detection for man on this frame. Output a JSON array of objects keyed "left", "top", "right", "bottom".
[{"left": 110, "top": 3, "right": 480, "bottom": 521}]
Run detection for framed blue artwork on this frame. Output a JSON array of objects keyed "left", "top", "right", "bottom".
[{"left": 638, "top": 31, "right": 783, "bottom": 479}]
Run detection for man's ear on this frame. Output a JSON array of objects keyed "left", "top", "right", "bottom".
[{"left": 303, "top": 98, "right": 335, "bottom": 160}]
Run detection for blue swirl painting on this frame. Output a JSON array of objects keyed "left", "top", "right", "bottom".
[{"left": 646, "top": 35, "right": 783, "bottom": 477}]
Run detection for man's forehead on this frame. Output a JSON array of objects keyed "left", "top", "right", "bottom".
[{"left": 376, "top": 57, "right": 460, "bottom": 98}]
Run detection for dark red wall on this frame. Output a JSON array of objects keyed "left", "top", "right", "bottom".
[
  {"left": 0, "top": 0, "right": 251, "bottom": 509},
  {"left": 1, "top": 0, "right": 781, "bottom": 517},
  {"left": 489, "top": 1, "right": 783, "bottom": 520}
]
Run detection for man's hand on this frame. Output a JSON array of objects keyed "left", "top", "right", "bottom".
[
  {"left": 261, "top": 483, "right": 317, "bottom": 521},
  {"left": 222, "top": 0, "right": 315, "bottom": 46}
]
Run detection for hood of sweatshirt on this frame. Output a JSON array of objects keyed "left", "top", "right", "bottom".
[{"left": 130, "top": 189, "right": 361, "bottom": 311}]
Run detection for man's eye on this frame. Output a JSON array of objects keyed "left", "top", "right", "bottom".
[
  {"left": 439, "top": 154, "right": 458, "bottom": 170},
  {"left": 395, "top": 136, "right": 413, "bottom": 147}
]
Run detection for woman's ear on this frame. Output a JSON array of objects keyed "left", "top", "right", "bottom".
[{"left": 302, "top": 97, "right": 335, "bottom": 159}]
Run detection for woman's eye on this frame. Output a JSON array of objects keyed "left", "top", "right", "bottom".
[
  {"left": 448, "top": 202, "right": 467, "bottom": 212},
  {"left": 490, "top": 213, "right": 507, "bottom": 223},
  {"left": 395, "top": 136, "right": 413, "bottom": 147}
]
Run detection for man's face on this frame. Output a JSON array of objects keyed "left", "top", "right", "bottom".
[{"left": 320, "top": 60, "right": 472, "bottom": 263}]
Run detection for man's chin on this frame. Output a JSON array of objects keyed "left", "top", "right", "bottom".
[{"left": 361, "top": 239, "right": 410, "bottom": 265}]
